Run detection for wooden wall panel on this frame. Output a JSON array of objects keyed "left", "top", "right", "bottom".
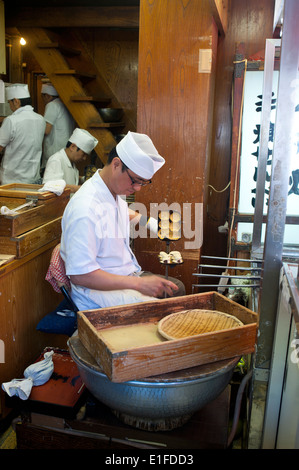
[
  {"left": 134, "top": 0, "right": 218, "bottom": 294},
  {"left": 75, "top": 28, "right": 139, "bottom": 132},
  {"left": 209, "top": 0, "right": 229, "bottom": 35}
]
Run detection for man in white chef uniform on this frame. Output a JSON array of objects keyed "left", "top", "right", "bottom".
[
  {"left": 60, "top": 131, "right": 185, "bottom": 311},
  {"left": 41, "top": 83, "right": 75, "bottom": 170},
  {"left": 43, "top": 128, "right": 98, "bottom": 193},
  {"left": 0, "top": 83, "right": 46, "bottom": 185}
]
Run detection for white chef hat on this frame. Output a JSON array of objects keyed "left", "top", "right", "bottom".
[
  {"left": 6, "top": 83, "right": 30, "bottom": 100},
  {"left": 69, "top": 128, "right": 98, "bottom": 154},
  {"left": 116, "top": 131, "right": 165, "bottom": 179},
  {"left": 41, "top": 83, "right": 58, "bottom": 96}
]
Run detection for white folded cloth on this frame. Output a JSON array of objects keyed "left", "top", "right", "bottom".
[
  {"left": 1, "top": 378, "right": 34, "bottom": 401},
  {"left": 1, "top": 350, "right": 54, "bottom": 400},
  {"left": 38, "top": 179, "right": 66, "bottom": 196}
]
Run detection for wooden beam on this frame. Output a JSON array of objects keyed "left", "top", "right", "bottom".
[
  {"left": 209, "top": 0, "right": 229, "bottom": 36},
  {"left": 5, "top": 6, "right": 139, "bottom": 29}
]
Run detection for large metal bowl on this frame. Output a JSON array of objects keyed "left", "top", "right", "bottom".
[
  {"left": 98, "top": 108, "right": 123, "bottom": 122},
  {"left": 68, "top": 336, "right": 238, "bottom": 431}
]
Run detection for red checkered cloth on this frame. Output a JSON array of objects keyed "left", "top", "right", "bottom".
[{"left": 45, "top": 244, "right": 71, "bottom": 293}]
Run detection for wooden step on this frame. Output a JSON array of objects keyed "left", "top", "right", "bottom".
[
  {"left": 70, "top": 95, "right": 111, "bottom": 106},
  {"left": 54, "top": 69, "right": 96, "bottom": 80},
  {"left": 23, "top": 28, "right": 125, "bottom": 166},
  {"left": 37, "top": 42, "right": 81, "bottom": 57},
  {"left": 88, "top": 120, "right": 125, "bottom": 128}
]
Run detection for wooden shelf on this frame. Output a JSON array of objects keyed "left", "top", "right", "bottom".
[
  {"left": 54, "top": 69, "right": 96, "bottom": 80},
  {"left": 37, "top": 42, "right": 81, "bottom": 57},
  {"left": 70, "top": 95, "right": 111, "bottom": 105},
  {"left": 88, "top": 121, "right": 125, "bottom": 128}
]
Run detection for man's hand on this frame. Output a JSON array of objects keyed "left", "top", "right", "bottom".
[
  {"left": 70, "top": 270, "right": 178, "bottom": 298},
  {"left": 136, "top": 275, "right": 178, "bottom": 298}
]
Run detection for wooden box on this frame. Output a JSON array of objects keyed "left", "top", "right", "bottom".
[
  {"left": 0, "top": 183, "right": 70, "bottom": 237},
  {"left": 77, "top": 292, "right": 258, "bottom": 382}
]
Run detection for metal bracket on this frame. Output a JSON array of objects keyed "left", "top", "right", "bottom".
[
  {"left": 26, "top": 195, "right": 39, "bottom": 207},
  {"left": 234, "top": 53, "right": 245, "bottom": 78},
  {"left": 230, "top": 237, "right": 251, "bottom": 256},
  {"left": 253, "top": 367, "right": 270, "bottom": 382}
]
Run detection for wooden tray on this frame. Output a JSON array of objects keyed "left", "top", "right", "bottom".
[
  {"left": 0, "top": 190, "right": 70, "bottom": 237},
  {"left": 0, "top": 183, "right": 57, "bottom": 200},
  {"left": 77, "top": 291, "right": 258, "bottom": 382}
]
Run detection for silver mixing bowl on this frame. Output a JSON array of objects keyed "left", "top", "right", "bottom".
[{"left": 68, "top": 336, "right": 238, "bottom": 431}]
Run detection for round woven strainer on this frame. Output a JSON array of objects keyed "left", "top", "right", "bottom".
[{"left": 158, "top": 309, "right": 243, "bottom": 340}]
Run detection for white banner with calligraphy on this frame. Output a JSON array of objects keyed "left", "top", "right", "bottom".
[{"left": 238, "top": 71, "right": 299, "bottom": 246}]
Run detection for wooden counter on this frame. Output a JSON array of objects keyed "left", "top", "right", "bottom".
[{"left": 0, "top": 240, "right": 68, "bottom": 420}]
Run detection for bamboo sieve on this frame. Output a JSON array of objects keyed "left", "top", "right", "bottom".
[{"left": 158, "top": 309, "right": 243, "bottom": 340}]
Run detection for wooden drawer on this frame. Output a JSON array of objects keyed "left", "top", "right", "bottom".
[{"left": 0, "top": 217, "right": 62, "bottom": 258}]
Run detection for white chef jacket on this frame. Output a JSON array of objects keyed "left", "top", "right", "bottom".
[
  {"left": 60, "top": 170, "right": 154, "bottom": 311},
  {"left": 0, "top": 105, "right": 46, "bottom": 185},
  {"left": 42, "top": 148, "right": 79, "bottom": 185},
  {"left": 42, "top": 98, "right": 75, "bottom": 168}
]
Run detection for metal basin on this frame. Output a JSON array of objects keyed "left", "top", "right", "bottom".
[
  {"left": 98, "top": 108, "right": 123, "bottom": 122},
  {"left": 68, "top": 336, "right": 238, "bottom": 431}
]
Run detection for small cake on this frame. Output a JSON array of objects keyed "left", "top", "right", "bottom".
[{"left": 170, "top": 251, "right": 183, "bottom": 263}]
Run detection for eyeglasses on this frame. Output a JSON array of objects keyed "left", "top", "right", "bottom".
[{"left": 124, "top": 168, "right": 152, "bottom": 187}]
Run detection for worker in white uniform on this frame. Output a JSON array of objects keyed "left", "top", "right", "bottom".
[
  {"left": 0, "top": 83, "right": 46, "bottom": 185},
  {"left": 41, "top": 83, "right": 75, "bottom": 171},
  {"left": 60, "top": 131, "right": 185, "bottom": 311},
  {"left": 42, "top": 128, "right": 98, "bottom": 194}
]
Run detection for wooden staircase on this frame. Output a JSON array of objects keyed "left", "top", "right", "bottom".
[{"left": 18, "top": 28, "right": 128, "bottom": 166}]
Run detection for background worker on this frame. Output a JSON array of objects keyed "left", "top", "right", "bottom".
[
  {"left": 41, "top": 83, "right": 75, "bottom": 172},
  {"left": 0, "top": 83, "right": 46, "bottom": 185},
  {"left": 42, "top": 128, "right": 98, "bottom": 194}
]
